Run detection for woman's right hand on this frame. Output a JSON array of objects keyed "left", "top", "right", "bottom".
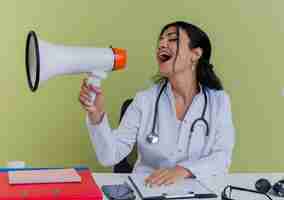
[{"left": 79, "top": 78, "right": 105, "bottom": 125}]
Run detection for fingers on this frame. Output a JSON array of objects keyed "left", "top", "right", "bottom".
[
  {"left": 148, "top": 169, "right": 167, "bottom": 185},
  {"left": 79, "top": 79, "right": 102, "bottom": 106},
  {"left": 163, "top": 176, "right": 175, "bottom": 186},
  {"left": 81, "top": 78, "right": 89, "bottom": 93},
  {"left": 79, "top": 85, "right": 92, "bottom": 108},
  {"left": 154, "top": 173, "right": 171, "bottom": 186},
  {"left": 144, "top": 169, "right": 163, "bottom": 184},
  {"left": 81, "top": 79, "right": 100, "bottom": 97},
  {"left": 79, "top": 94, "right": 92, "bottom": 108},
  {"left": 82, "top": 78, "right": 102, "bottom": 93},
  {"left": 79, "top": 78, "right": 105, "bottom": 125},
  {"left": 79, "top": 94, "right": 101, "bottom": 115},
  {"left": 144, "top": 167, "right": 186, "bottom": 187},
  {"left": 145, "top": 169, "right": 172, "bottom": 187},
  {"left": 80, "top": 79, "right": 91, "bottom": 100}
]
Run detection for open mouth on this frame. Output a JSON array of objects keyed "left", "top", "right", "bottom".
[{"left": 158, "top": 51, "right": 173, "bottom": 63}]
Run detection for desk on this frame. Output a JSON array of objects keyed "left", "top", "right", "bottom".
[{"left": 93, "top": 173, "right": 284, "bottom": 200}]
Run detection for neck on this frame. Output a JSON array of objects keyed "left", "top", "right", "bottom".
[{"left": 169, "top": 75, "right": 198, "bottom": 104}]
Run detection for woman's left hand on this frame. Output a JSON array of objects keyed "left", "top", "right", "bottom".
[{"left": 144, "top": 166, "right": 193, "bottom": 187}]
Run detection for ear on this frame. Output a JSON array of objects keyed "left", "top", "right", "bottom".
[{"left": 191, "top": 47, "right": 203, "bottom": 62}]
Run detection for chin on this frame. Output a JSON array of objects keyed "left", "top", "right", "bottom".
[{"left": 159, "top": 62, "right": 172, "bottom": 75}]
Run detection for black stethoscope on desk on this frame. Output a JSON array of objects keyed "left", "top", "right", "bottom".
[{"left": 146, "top": 81, "right": 209, "bottom": 144}]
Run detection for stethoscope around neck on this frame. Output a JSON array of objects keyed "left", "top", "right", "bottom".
[{"left": 146, "top": 81, "right": 209, "bottom": 144}]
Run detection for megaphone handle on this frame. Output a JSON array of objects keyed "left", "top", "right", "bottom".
[
  {"left": 90, "top": 90, "right": 97, "bottom": 104},
  {"left": 87, "top": 77, "right": 101, "bottom": 103},
  {"left": 87, "top": 71, "right": 107, "bottom": 103}
]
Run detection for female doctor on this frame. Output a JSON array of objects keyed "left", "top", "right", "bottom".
[{"left": 79, "top": 21, "right": 235, "bottom": 186}]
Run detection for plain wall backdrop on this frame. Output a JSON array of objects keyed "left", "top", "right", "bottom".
[{"left": 1, "top": 0, "right": 283, "bottom": 172}]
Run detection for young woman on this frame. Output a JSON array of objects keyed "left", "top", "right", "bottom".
[{"left": 79, "top": 21, "right": 235, "bottom": 186}]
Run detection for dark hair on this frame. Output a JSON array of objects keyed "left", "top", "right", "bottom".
[{"left": 153, "top": 21, "right": 223, "bottom": 90}]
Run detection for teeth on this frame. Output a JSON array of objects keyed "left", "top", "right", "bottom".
[{"left": 159, "top": 51, "right": 170, "bottom": 56}]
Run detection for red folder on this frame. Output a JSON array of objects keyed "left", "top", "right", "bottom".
[{"left": 0, "top": 169, "right": 103, "bottom": 200}]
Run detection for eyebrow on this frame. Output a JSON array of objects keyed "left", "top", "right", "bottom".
[
  {"left": 166, "top": 32, "right": 177, "bottom": 37},
  {"left": 159, "top": 32, "right": 178, "bottom": 39}
]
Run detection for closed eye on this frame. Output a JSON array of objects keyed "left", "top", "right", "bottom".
[{"left": 169, "top": 38, "right": 178, "bottom": 42}]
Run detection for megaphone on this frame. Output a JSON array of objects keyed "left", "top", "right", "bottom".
[{"left": 25, "top": 30, "right": 127, "bottom": 101}]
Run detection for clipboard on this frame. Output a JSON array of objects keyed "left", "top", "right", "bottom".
[{"left": 128, "top": 175, "right": 217, "bottom": 199}]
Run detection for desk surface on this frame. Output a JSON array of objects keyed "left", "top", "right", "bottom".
[{"left": 93, "top": 173, "right": 284, "bottom": 200}]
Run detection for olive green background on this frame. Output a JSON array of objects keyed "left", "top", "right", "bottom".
[{"left": 1, "top": 0, "right": 283, "bottom": 172}]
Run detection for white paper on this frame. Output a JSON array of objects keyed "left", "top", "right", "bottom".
[{"left": 8, "top": 168, "right": 81, "bottom": 184}]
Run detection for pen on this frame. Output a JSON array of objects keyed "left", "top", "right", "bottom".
[
  {"left": 162, "top": 193, "right": 217, "bottom": 199},
  {"left": 162, "top": 193, "right": 195, "bottom": 199}
]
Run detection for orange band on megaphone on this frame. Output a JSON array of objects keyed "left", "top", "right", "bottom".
[{"left": 112, "top": 48, "right": 127, "bottom": 71}]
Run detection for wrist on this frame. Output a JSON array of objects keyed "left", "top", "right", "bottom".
[{"left": 88, "top": 112, "right": 105, "bottom": 125}]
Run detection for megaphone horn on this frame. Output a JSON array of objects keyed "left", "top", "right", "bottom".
[
  {"left": 26, "top": 31, "right": 40, "bottom": 92},
  {"left": 25, "top": 30, "right": 127, "bottom": 102}
]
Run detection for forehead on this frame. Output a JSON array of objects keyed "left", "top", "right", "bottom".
[
  {"left": 161, "top": 26, "right": 177, "bottom": 37},
  {"left": 161, "top": 26, "right": 189, "bottom": 40}
]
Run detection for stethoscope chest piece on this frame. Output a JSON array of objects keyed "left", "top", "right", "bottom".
[{"left": 146, "top": 132, "right": 159, "bottom": 144}]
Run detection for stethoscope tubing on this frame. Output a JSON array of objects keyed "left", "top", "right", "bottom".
[{"left": 147, "top": 81, "right": 209, "bottom": 144}]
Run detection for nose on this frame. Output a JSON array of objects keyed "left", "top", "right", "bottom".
[{"left": 158, "top": 38, "right": 168, "bottom": 50}]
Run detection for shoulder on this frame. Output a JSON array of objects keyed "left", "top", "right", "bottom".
[
  {"left": 131, "top": 83, "right": 160, "bottom": 108},
  {"left": 206, "top": 88, "right": 233, "bottom": 122},
  {"left": 134, "top": 84, "right": 159, "bottom": 100},
  {"left": 206, "top": 88, "right": 232, "bottom": 107}
]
